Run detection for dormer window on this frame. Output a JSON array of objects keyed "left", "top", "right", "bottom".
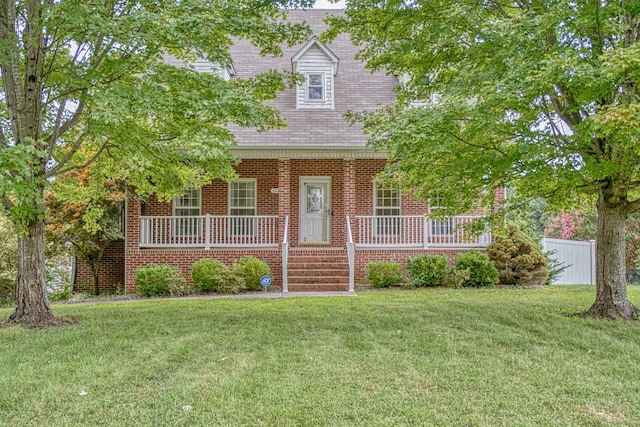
[
  {"left": 292, "top": 37, "right": 339, "bottom": 110},
  {"left": 307, "top": 74, "right": 324, "bottom": 101}
]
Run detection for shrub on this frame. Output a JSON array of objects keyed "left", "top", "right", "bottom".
[
  {"left": 406, "top": 254, "right": 448, "bottom": 287},
  {"left": 455, "top": 250, "right": 499, "bottom": 287},
  {"left": 233, "top": 256, "right": 272, "bottom": 291},
  {"left": 135, "top": 264, "right": 186, "bottom": 297},
  {"left": 48, "top": 284, "right": 71, "bottom": 301},
  {"left": 0, "top": 272, "right": 14, "bottom": 303},
  {"left": 443, "top": 268, "right": 470, "bottom": 289},
  {"left": 366, "top": 260, "right": 404, "bottom": 288},
  {"left": 191, "top": 259, "right": 229, "bottom": 293},
  {"left": 544, "top": 249, "right": 569, "bottom": 285},
  {"left": 217, "top": 270, "right": 245, "bottom": 294},
  {"left": 487, "top": 224, "right": 549, "bottom": 287}
]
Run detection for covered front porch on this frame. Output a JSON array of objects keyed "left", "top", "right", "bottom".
[
  {"left": 134, "top": 213, "right": 490, "bottom": 292},
  {"left": 122, "top": 155, "right": 497, "bottom": 293}
]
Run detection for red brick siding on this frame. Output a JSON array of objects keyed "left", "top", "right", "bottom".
[{"left": 74, "top": 239, "right": 125, "bottom": 293}]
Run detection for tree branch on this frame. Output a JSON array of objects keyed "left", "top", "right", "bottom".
[{"left": 48, "top": 137, "right": 111, "bottom": 178}]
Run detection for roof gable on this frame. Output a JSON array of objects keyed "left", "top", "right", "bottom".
[{"left": 291, "top": 37, "right": 339, "bottom": 74}]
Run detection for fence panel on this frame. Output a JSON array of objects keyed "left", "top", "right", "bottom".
[{"left": 542, "top": 238, "right": 596, "bottom": 285}]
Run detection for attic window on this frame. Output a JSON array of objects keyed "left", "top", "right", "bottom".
[{"left": 307, "top": 74, "right": 324, "bottom": 100}]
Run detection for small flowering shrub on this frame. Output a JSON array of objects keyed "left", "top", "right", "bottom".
[{"left": 366, "top": 260, "right": 404, "bottom": 288}]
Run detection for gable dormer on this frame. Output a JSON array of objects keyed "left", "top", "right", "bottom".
[
  {"left": 190, "top": 58, "right": 236, "bottom": 81},
  {"left": 292, "top": 37, "right": 339, "bottom": 110}
]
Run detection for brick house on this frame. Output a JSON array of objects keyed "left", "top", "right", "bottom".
[{"left": 74, "top": 10, "right": 498, "bottom": 294}]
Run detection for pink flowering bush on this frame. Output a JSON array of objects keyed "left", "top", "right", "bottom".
[{"left": 544, "top": 210, "right": 596, "bottom": 241}]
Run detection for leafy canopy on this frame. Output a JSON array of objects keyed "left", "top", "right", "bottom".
[
  {"left": 326, "top": 1, "right": 640, "bottom": 216},
  {"left": 0, "top": 0, "right": 314, "bottom": 228}
]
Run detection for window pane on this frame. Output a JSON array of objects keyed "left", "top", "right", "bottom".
[
  {"left": 309, "top": 74, "right": 322, "bottom": 86},
  {"left": 308, "top": 86, "right": 323, "bottom": 99}
]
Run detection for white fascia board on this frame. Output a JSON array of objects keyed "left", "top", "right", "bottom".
[{"left": 230, "top": 145, "right": 387, "bottom": 159}]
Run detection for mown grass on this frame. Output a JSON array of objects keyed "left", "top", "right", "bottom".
[{"left": 1, "top": 286, "right": 639, "bottom": 426}]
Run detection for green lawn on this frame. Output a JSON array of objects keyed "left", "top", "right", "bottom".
[{"left": 1, "top": 287, "right": 639, "bottom": 426}]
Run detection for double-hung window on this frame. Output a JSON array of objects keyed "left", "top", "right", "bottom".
[
  {"left": 173, "top": 188, "right": 201, "bottom": 236},
  {"left": 229, "top": 179, "right": 256, "bottom": 236},
  {"left": 307, "top": 73, "right": 324, "bottom": 100},
  {"left": 374, "top": 184, "right": 401, "bottom": 236}
]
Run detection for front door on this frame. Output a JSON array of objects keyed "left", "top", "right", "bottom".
[{"left": 300, "top": 177, "right": 331, "bottom": 243}]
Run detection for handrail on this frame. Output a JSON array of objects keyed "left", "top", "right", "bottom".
[
  {"left": 346, "top": 215, "right": 355, "bottom": 292},
  {"left": 282, "top": 215, "right": 289, "bottom": 293}
]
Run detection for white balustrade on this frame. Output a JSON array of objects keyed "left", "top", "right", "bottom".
[
  {"left": 356, "top": 215, "right": 490, "bottom": 248},
  {"left": 140, "top": 215, "right": 279, "bottom": 248}
]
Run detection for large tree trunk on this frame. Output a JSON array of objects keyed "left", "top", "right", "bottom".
[
  {"left": 7, "top": 218, "right": 55, "bottom": 325},
  {"left": 584, "top": 190, "right": 639, "bottom": 320}
]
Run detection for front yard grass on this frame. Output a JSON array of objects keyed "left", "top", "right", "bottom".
[{"left": 1, "top": 286, "right": 639, "bottom": 426}]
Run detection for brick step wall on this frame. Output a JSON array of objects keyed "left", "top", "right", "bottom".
[{"left": 287, "top": 251, "right": 350, "bottom": 292}]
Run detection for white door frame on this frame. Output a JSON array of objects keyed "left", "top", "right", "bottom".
[{"left": 299, "top": 176, "right": 331, "bottom": 244}]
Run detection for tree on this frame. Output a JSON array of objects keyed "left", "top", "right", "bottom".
[
  {"left": 45, "top": 164, "right": 124, "bottom": 296},
  {"left": 0, "top": 0, "right": 313, "bottom": 325},
  {"left": 327, "top": 1, "right": 640, "bottom": 319},
  {"left": 0, "top": 214, "right": 17, "bottom": 302}
]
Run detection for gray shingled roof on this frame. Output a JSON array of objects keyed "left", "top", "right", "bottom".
[{"left": 229, "top": 9, "right": 398, "bottom": 148}]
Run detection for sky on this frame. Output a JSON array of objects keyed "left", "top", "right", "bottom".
[{"left": 313, "top": 0, "right": 346, "bottom": 8}]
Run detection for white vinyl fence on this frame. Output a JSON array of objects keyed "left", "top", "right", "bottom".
[{"left": 542, "top": 238, "right": 596, "bottom": 285}]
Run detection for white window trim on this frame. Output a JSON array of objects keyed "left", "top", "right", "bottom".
[
  {"left": 172, "top": 188, "right": 202, "bottom": 237},
  {"left": 172, "top": 188, "right": 202, "bottom": 217},
  {"left": 228, "top": 178, "right": 257, "bottom": 216},
  {"left": 373, "top": 183, "right": 402, "bottom": 237},
  {"left": 305, "top": 72, "right": 326, "bottom": 102},
  {"left": 373, "top": 183, "right": 402, "bottom": 216}
]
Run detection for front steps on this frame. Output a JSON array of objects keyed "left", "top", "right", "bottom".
[{"left": 287, "top": 248, "right": 350, "bottom": 292}]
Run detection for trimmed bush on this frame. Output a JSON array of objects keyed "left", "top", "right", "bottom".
[
  {"left": 217, "top": 270, "right": 245, "bottom": 294},
  {"left": 487, "top": 224, "right": 549, "bottom": 287},
  {"left": 191, "top": 259, "right": 229, "bottom": 293},
  {"left": 135, "top": 264, "right": 186, "bottom": 297},
  {"left": 233, "top": 256, "right": 272, "bottom": 291},
  {"left": 407, "top": 254, "right": 448, "bottom": 287},
  {"left": 366, "top": 260, "right": 404, "bottom": 288},
  {"left": 455, "top": 250, "right": 499, "bottom": 287},
  {"left": 443, "top": 268, "right": 470, "bottom": 289}
]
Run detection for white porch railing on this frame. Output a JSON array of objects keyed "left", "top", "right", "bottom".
[
  {"left": 282, "top": 215, "right": 289, "bottom": 293},
  {"left": 140, "top": 215, "right": 279, "bottom": 248},
  {"left": 356, "top": 215, "right": 491, "bottom": 248},
  {"left": 346, "top": 216, "right": 355, "bottom": 292}
]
